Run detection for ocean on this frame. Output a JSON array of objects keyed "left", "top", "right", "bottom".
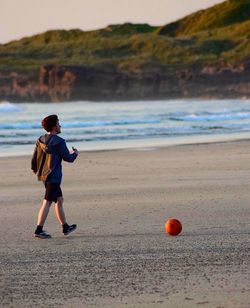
[{"left": 0, "top": 99, "right": 250, "bottom": 157}]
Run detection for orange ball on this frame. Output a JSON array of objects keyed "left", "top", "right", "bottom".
[{"left": 165, "top": 218, "right": 182, "bottom": 236}]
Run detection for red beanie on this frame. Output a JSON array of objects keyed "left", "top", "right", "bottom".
[{"left": 41, "top": 114, "right": 58, "bottom": 132}]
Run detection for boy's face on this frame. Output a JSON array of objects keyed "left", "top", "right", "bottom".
[{"left": 55, "top": 121, "right": 61, "bottom": 134}]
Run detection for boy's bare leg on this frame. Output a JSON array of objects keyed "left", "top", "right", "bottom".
[
  {"left": 37, "top": 199, "right": 52, "bottom": 226},
  {"left": 55, "top": 197, "right": 77, "bottom": 235},
  {"left": 55, "top": 197, "right": 66, "bottom": 225}
]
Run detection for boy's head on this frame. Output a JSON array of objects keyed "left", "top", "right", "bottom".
[{"left": 41, "top": 114, "right": 59, "bottom": 132}]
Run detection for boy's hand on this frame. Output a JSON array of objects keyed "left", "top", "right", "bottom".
[{"left": 71, "top": 147, "right": 79, "bottom": 155}]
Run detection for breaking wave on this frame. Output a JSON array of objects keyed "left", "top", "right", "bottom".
[{"left": 0, "top": 102, "right": 22, "bottom": 113}]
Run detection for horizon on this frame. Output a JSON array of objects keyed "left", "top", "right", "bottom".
[{"left": 1, "top": 0, "right": 224, "bottom": 44}]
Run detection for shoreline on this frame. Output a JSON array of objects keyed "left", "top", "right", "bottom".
[
  {"left": 2, "top": 94, "right": 250, "bottom": 103},
  {"left": 1, "top": 131, "right": 250, "bottom": 158}
]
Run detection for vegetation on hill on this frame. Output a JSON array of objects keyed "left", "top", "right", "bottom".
[
  {"left": 158, "top": 0, "right": 250, "bottom": 36},
  {"left": 0, "top": 0, "right": 249, "bottom": 72}
]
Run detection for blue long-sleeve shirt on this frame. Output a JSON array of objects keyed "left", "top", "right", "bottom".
[{"left": 31, "top": 134, "right": 77, "bottom": 184}]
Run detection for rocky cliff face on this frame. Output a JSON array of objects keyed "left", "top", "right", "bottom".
[{"left": 0, "top": 62, "right": 249, "bottom": 102}]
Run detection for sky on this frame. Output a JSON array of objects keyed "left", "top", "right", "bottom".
[{"left": 1, "top": 0, "right": 224, "bottom": 44}]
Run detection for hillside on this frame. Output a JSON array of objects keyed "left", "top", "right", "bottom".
[
  {"left": 158, "top": 0, "right": 250, "bottom": 36},
  {"left": 0, "top": 0, "right": 249, "bottom": 101}
]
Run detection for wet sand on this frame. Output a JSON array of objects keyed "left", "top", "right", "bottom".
[{"left": 0, "top": 140, "right": 250, "bottom": 307}]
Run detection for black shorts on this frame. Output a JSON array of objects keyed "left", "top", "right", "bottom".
[{"left": 44, "top": 182, "right": 63, "bottom": 203}]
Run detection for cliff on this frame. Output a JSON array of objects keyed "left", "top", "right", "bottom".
[
  {"left": 0, "top": 0, "right": 249, "bottom": 102},
  {"left": 1, "top": 61, "right": 249, "bottom": 102}
]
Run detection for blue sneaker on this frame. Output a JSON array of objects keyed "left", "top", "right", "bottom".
[
  {"left": 63, "top": 224, "right": 77, "bottom": 235},
  {"left": 34, "top": 230, "right": 51, "bottom": 239}
]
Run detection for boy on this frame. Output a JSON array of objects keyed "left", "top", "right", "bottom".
[{"left": 31, "top": 114, "right": 78, "bottom": 239}]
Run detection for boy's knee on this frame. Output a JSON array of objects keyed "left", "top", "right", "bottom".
[
  {"left": 57, "top": 197, "right": 64, "bottom": 205},
  {"left": 44, "top": 200, "right": 52, "bottom": 207}
]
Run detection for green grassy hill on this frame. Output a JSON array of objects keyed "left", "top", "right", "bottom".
[
  {"left": 158, "top": 0, "right": 250, "bottom": 36},
  {"left": 0, "top": 0, "right": 249, "bottom": 72}
]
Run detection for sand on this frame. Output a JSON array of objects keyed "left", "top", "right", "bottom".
[{"left": 0, "top": 140, "right": 249, "bottom": 307}]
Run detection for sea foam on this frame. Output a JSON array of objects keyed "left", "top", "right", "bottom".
[{"left": 0, "top": 102, "right": 22, "bottom": 113}]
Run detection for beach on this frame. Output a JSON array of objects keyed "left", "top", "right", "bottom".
[{"left": 0, "top": 140, "right": 249, "bottom": 307}]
